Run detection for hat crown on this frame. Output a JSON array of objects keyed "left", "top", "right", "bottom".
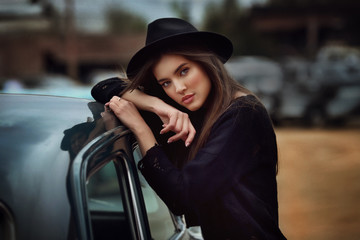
[
  {"left": 127, "top": 18, "right": 233, "bottom": 76},
  {"left": 146, "top": 18, "right": 198, "bottom": 45}
]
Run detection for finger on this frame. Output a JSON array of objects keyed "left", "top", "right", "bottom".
[
  {"left": 168, "top": 116, "right": 188, "bottom": 143},
  {"left": 110, "top": 96, "right": 121, "bottom": 101},
  {"left": 104, "top": 104, "right": 111, "bottom": 112},
  {"left": 174, "top": 112, "right": 184, "bottom": 133},
  {"left": 168, "top": 118, "right": 196, "bottom": 146},
  {"left": 109, "top": 96, "right": 117, "bottom": 103},
  {"left": 185, "top": 124, "right": 196, "bottom": 147},
  {"left": 167, "top": 130, "right": 187, "bottom": 143},
  {"left": 108, "top": 100, "right": 124, "bottom": 114},
  {"left": 160, "top": 112, "right": 178, "bottom": 134},
  {"left": 160, "top": 125, "right": 170, "bottom": 135}
]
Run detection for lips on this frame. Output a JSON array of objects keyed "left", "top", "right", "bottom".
[{"left": 182, "top": 93, "right": 195, "bottom": 104}]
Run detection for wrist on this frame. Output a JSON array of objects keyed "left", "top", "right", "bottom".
[
  {"left": 151, "top": 98, "right": 173, "bottom": 116},
  {"left": 122, "top": 89, "right": 165, "bottom": 114},
  {"left": 131, "top": 124, "right": 158, "bottom": 155},
  {"left": 131, "top": 123, "right": 151, "bottom": 136},
  {"left": 150, "top": 97, "right": 166, "bottom": 114}
]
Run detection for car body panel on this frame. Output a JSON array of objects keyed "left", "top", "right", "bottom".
[{"left": 0, "top": 94, "right": 95, "bottom": 240}]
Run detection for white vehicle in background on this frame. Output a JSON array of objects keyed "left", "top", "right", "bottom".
[
  {"left": 313, "top": 45, "right": 360, "bottom": 86},
  {"left": 279, "top": 46, "right": 360, "bottom": 126},
  {"left": 276, "top": 57, "right": 320, "bottom": 126},
  {"left": 225, "top": 56, "right": 283, "bottom": 123},
  {"left": 309, "top": 45, "right": 360, "bottom": 126},
  {"left": 325, "top": 84, "right": 360, "bottom": 125}
]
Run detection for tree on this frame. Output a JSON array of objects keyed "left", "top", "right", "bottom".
[
  {"left": 203, "top": 0, "right": 275, "bottom": 56},
  {"left": 106, "top": 8, "right": 146, "bottom": 34},
  {"left": 171, "top": 0, "right": 191, "bottom": 22}
]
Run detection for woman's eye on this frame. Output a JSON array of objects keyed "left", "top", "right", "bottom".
[
  {"left": 162, "top": 81, "right": 170, "bottom": 88},
  {"left": 180, "top": 68, "right": 189, "bottom": 76}
]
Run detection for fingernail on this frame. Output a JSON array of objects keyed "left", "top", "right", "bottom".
[
  {"left": 167, "top": 139, "right": 172, "bottom": 144},
  {"left": 185, "top": 142, "right": 190, "bottom": 147}
]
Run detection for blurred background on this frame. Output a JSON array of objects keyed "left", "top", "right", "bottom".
[{"left": 0, "top": 0, "right": 359, "bottom": 239}]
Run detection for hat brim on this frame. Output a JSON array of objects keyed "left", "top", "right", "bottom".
[{"left": 126, "top": 31, "right": 233, "bottom": 77}]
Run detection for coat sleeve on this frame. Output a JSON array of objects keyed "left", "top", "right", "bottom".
[{"left": 138, "top": 104, "right": 265, "bottom": 215}]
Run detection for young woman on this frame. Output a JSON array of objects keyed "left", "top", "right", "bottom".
[{"left": 92, "top": 18, "right": 286, "bottom": 239}]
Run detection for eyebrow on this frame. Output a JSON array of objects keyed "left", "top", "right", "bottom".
[{"left": 157, "top": 63, "right": 188, "bottom": 83}]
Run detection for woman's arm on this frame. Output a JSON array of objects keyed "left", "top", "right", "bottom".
[
  {"left": 121, "top": 88, "right": 162, "bottom": 113},
  {"left": 107, "top": 96, "right": 157, "bottom": 155},
  {"left": 121, "top": 89, "right": 196, "bottom": 147}
]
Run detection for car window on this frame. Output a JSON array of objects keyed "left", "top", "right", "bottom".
[
  {"left": 87, "top": 159, "right": 132, "bottom": 240},
  {"left": 87, "top": 161, "right": 123, "bottom": 212},
  {"left": 133, "top": 147, "right": 182, "bottom": 240},
  {"left": 86, "top": 147, "right": 182, "bottom": 240},
  {"left": 72, "top": 123, "right": 185, "bottom": 240}
]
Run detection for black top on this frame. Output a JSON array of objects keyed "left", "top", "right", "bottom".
[{"left": 138, "top": 95, "right": 286, "bottom": 239}]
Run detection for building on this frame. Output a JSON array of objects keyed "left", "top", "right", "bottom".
[
  {"left": 249, "top": 3, "right": 360, "bottom": 57},
  {"left": 0, "top": 1, "right": 145, "bottom": 83}
]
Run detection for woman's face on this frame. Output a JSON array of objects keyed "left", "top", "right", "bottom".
[{"left": 153, "top": 54, "right": 212, "bottom": 111}]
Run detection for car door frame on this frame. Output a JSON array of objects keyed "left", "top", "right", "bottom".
[
  {"left": 68, "top": 126, "right": 186, "bottom": 240},
  {"left": 67, "top": 125, "right": 151, "bottom": 240}
]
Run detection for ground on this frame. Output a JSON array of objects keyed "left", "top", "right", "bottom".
[{"left": 276, "top": 127, "right": 360, "bottom": 240}]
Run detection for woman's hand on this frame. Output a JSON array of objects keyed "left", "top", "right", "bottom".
[
  {"left": 106, "top": 96, "right": 147, "bottom": 133},
  {"left": 106, "top": 96, "right": 157, "bottom": 155},
  {"left": 120, "top": 89, "right": 196, "bottom": 147},
  {"left": 101, "top": 106, "right": 119, "bottom": 131},
  {"left": 154, "top": 103, "right": 196, "bottom": 147}
]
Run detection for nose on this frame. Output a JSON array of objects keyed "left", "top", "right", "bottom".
[{"left": 174, "top": 80, "right": 186, "bottom": 94}]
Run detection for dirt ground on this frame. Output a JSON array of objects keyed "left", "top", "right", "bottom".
[{"left": 275, "top": 127, "right": 360, "bottom": 240}]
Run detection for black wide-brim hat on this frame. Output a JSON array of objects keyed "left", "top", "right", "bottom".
[{"left": 126, "top": 18, "right": 233, "bottom": 77}]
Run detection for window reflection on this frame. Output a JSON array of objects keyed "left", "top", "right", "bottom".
[
  {"left": 87, "top": 160, "right": 131, "bottom": 240},
  {"left": 87, "top": 161, "right": 123, "bottom": 212}
]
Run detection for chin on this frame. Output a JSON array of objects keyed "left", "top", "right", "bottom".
[{"left": 186, "top": 105, "right": 201, "bottom": 112}]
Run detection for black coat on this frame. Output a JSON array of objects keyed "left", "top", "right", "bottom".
[{"left": 138, "top": 95, "right": 286, "bottom": 239}]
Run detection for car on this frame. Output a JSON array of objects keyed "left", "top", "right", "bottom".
[
  {"left": 225, "top": 56, "right": 283, "bottom": 123},
  {"left": 313, "top": 45, "right": 360, "bottom": 85},
  {"left": 310, "top": 46, "right": 360, "bottom": 126},
  {"left": 275, "top": 57, "right": 320, "bottom": 126},
  {"left": 325, "top": 84, "right": 360, "bottom": 126},
  {"left": 0, "top": 93, "right": 187, "bottom": 240},
  {"left": 278, "top": 48, "right": 360, "bottom": 127}
]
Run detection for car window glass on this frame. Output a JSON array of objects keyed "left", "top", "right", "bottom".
[
  {"left": 87, "top": 161, "right": 123, "bottom": 212},
  {"left": 133, "top": 147, "right": 176, "bottom": 240},
  {"left": 87, "top": 160, "right": 132, "bottom": 240}
]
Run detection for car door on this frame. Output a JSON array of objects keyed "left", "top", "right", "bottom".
[{"left": 68, "top": 124, "right": 186, "bottom": 240}]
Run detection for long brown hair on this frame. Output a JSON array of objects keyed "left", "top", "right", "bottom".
[{"left": 125, "top": 46, "right": 256, "bottom": 166}]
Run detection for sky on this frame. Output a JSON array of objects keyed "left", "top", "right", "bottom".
[{"left": 49, "top": 0, "right": 267, "bottom": 32}]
